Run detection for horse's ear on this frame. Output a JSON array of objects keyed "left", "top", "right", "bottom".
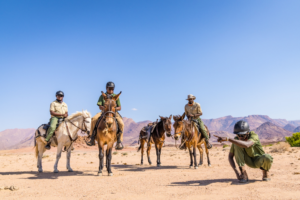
[
  {"left": 169, "top": 115, "right": 172, "bottom": 120},
  {"left": 159, "top": 116, "right": 165, "bottom": 120},
  {"left": 113, "top": 91, "right": 122, "bottom": 101},
  {"left": 173, "top": 116, "right": 176, "bottom": 121},
  {"left": 101, "top": 91, "right": 108, "bottom": 100},
  {"left": 181, "top": 113, "right": 186, "bottom": 120}
]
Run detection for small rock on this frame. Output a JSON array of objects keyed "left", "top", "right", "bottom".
[{"left": 293, "top": 172, "right": 300, "bottom": 175}]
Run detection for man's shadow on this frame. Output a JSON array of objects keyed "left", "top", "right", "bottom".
[
  {"left": 171, "top": 179, "right": 260, "bottom": 186},
  {"left": 111, "top": 164, "right": 184, "bottom": 172}
]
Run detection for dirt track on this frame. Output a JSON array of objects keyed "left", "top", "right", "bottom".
[{"left": 0, "top": 145, "right": 300, "bottom": 200}]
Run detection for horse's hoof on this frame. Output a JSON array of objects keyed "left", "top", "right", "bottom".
[
  {"left": 195, "top": 166, "right": 198, "bottom": 169},
  {"left": 54, "top": 169, "right": 59, "bottom": 173},
  {"left": 157, "top": 164, "right": 161, "bottom": 167},
  {"left": 38, "top": 169, "right": 43, "bottom": 173},
  {"left": 208, "top": 164, "right": 211, "bottom": 167},
  {"left": 189, "top": 166, "right": 192, "bottom": 168},
  {"left": 108, "top": 173, "right": 113, "bottom": 176},
  {"left": 98, "top": 172, "right": 102, "bottom": 176},
  {"left": 148, "top": 162, "right": 152, "bottom": 165},
  {"left": 68, "top": 169, "right": 73, "bottom": 172}
]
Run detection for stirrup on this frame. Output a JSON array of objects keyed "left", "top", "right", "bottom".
[
  {"left": 86, "top": 138, "right": 95, "bottom": 146},
  {"left": 115, "top": 142, "right": 124, "bottom": 150},
  {"left": 45, "top": 142, "right": 51, "bottom": 150},
  {"left": 205, "top": 140, "right": 212, "bottom": 149}
]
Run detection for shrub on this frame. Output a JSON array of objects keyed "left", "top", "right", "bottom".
[
  {"left": 113, "top": 152, "right": 118, "bottom": 155},
  {"left": 223, "top": 144, "right": 230, "bottom": 148},
  {"left": 122, "top": 152, "right": 128, "bottom": 156},
  {"left": 286, "top": 132, "right": 300, "bottom": 147},
  {"left": 270, "top": 142, "right": 290, "bottom": 153}
]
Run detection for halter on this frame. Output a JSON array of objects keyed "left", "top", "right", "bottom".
[{"left": 102, "top": 98, "right": 117, "bottom": 120}]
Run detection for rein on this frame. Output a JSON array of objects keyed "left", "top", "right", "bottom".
[{"left": 176, "top": 120, "right": 195, "bottom": 149}]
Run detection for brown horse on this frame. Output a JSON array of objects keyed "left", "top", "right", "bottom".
[
  {"left": 96, "top": 91, "right": 121, "bottom": 176},
  {"left": 138, "top": 115, "right": 172, "bottom": 167},
  {"left": 173, "top": 114, "right": 211, "bottom": 168}
]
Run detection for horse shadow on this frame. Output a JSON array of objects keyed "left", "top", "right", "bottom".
[
  {"left": 112, "top": 164, "right": 185, "bottom": 172},
  {"left": 0, "top": 171, "right": 97, "bottom": 180},
  {"left": 170, "top": 179, "right": 260, "bottom": 186}
]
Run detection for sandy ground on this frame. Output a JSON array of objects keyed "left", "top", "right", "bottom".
[{"left": 0, "top": 145, "right": 300, "bottom": 200}]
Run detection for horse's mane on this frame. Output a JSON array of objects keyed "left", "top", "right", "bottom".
[{"left": 66, "top": 110, "right": 91, "bottom": 120}]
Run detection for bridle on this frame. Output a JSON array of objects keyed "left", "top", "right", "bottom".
[
  {"left": 64, "top": 114, "right": 90, "bottom": 152},
  {"left": 102, "top": 98, "right": 117, "bottom": 120}
]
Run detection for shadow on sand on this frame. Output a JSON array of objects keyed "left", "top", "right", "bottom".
[
  {"left": 170, "top": 179, "right": 260, "bottom": 186},
  {"left": 112, "top": 164, "right": 185, "bottom": 172},
  {"left": 0, "top": 171, "right": 97, "bottom": 180}
]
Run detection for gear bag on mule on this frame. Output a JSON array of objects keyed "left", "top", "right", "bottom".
[
  {"left": 140, "top": 121, "right": 158, "bottom": 142},
  {"left": 39, "top": 118, "right": 64, "bottom": 140}
]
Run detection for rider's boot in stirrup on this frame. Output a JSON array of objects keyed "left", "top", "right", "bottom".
[
  {"left": 45, "top": 141, "right": 51, "bottom": 150},
  {"left": 205, "top": 139, "right": 212, "bottom": 149},
  {"left": 86, "top": 131, "right": 96, "bottom": 146},
  {"left": 115, "top": 133, "right": 124, "bottom": 150}
]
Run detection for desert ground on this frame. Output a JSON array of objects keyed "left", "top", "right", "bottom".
[{"left": 0, "top": 144, "right": 300, "bottom": 200}]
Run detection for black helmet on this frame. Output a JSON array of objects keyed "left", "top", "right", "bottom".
[
  {"left": 233, "top": 120, "right": 250, "bottom": 135},
  {"left": 106, "top": 82, "right": 115, "bottom": 88},
  {"left": 56, "top": 91, "right": 64, "bottom": 97}
]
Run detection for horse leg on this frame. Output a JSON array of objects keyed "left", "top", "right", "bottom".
[
  {"left": 98, "top": 144, "right": 104, "bottom": 176},
  {"left": 198, "top": 144, "right": 204, "bottom": 166},
  {"left": 155, "top": 143, "right": 160, "bottom": 167},
  {"left": 204, "top": 142, "right": 211, "bottom": 167},
  {"left": 193, "top": 146, "right": 198, "bottom": 169},
  {"left": 147, "top": 142, "right": 152, "bottom": 165},
  {"left": 37, "top": 142, "right": 44, "bottom": 172},
  {"left": 188, "top": 146, "right": 193, "bottom": 168},
  {"left": 158, "top": 143, "right": 163, "bottom": 166},
  {"left": 141, "top": 139, "right": 145, "bottom": 165},
  {"left": 66, "top": 144, "right": 73, "bottom": 172},
  {"left": 54, "top": 143, "right": 63, "bottom": 173},
  {"left": 106, "top": 145, "right": 113, "bottom": 176}
]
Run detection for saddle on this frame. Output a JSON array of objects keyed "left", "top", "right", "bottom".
[
  {"left": 92, "top": 113, "right": 120, "bottom": 136},
  {"left": 42, "top": 118, "right": 65, "bottom": 138},
  {"left": 141, "top": 121, "right": 158, "bottom": 142},
  {"left": 191, "top": 119, "right": 211, "bottom": 139}
]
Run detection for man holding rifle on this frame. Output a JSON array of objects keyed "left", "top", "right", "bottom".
[{"left": 214, "top": 120, "right": 273, "bottom": 183}]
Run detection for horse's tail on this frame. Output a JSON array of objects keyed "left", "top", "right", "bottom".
[{"left": 137, "top": 143, "right": 142, "bottom": 152}]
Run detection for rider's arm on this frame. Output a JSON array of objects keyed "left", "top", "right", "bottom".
[{"left": 229, "top": 138, "right": 254, "bottom": 148}]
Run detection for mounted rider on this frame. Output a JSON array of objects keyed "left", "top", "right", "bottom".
[
  {"left": 86, "top": 82, "right": 124, "bottom": 150},
  {"left": 42, "top": 91, "right": 68, "bottom": 150},
  {"left": 181, "top": 94, "right": 212, "bottom": 149}
]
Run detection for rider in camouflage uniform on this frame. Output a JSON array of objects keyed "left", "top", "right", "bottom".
[{"left": 86, "top": 82, "right": 124, "bottom": 150}]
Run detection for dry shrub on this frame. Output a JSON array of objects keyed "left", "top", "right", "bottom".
[{"left": 270, "top": 142, "right": 290, "bottom": 153}]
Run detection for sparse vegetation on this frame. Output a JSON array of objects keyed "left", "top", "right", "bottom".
[
  {"left": 42, "top": 155, "right": 49, "bottom": 159},
  {"left": 121, "top": 152, "right": 128, "bottom": 156},
  {"left": 270, "top": 142, "right": 290, "bottom": 153},
  {"left": 113, "top": 152, "right": 118, "bottom": 155},
  {"left": 223, "top": 144, "right": 230, "bottom": 148},
  {"left": 286, "top": 132, "right": 300, "bottom": 147}
]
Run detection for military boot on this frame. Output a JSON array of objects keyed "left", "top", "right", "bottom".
[
  {"left": 239, "top": 166, "right": 249, "bottom": 183},
  {"left": 115, "top": 133, "right": 124, "bottom": 150},
  {"left": 262, "top": 170, "right": 271, "bottom": 181},
  {"left": 205, "top": 139, "right": 212, "bottom": 149},
  {"left": 45, "top": 141, "right": 51, "bottom": 150}
]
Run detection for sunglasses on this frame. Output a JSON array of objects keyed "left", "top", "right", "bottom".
[
  {"left": 107, "top": 87, "right": 114, "bottom": 91},
  {"left": 237, "top": 134, "right": 247, "bottom": 138}
]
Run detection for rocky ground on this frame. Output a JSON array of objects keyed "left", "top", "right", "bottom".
[{"left": 0, "top": 144, "right": 300, "bottom": 200}]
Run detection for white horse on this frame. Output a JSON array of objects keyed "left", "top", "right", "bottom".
[{"left": 35, "top": 110, "right": 91, "bottom": 173}]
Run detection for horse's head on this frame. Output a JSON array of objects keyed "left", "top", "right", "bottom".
[
  {"left": 159, "top": 115, "right": 172, "bottom": 137},
  {"left": 173, "top": 113, "right": 186, "bottom": 140},
  {"left": 102, "top": 91, "right": 121, "bottom": 129},
  {"left": 82, "top": 110, "right": 92, "bottom": 133}
]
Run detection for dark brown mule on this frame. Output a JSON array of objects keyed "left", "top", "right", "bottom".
[
  {"left": 138, "top": 115, "right": 172, "bottom": 167},
  {"left": 173, "top": 114, "right": 211, "bottom": 168},
  {"left": 96, "top": 91, "right": 121, "bottom": 176}
]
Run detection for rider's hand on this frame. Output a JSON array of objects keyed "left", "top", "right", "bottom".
[
  {"left": 188, "top": 114, "right": 194, "bottom": 118},
  {"left": 63, "top": 113, "right": 68, "bottom": 118},
  {"left": 213, "top": 135, "right": 228, "bottom": 143}
]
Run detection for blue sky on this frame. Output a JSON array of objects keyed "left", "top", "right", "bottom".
[{"left": 0, "top": 0, "right": 299, "bottom": 131}]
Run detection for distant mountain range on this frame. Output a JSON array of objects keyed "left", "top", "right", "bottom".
[{"left": 1, "top": 115, "right": 299, "bottom": 150}]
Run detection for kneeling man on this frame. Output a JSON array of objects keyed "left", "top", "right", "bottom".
[{"left": 215, "top": 120, "right": 273, "bottom": 183}]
